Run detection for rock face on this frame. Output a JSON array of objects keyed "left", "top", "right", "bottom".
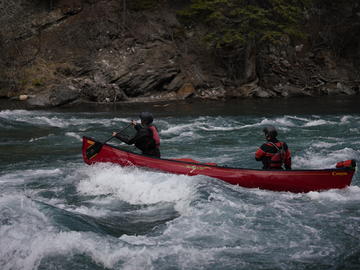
[{"left": 0, "top": 0, "right": 359, "bottom": 107}]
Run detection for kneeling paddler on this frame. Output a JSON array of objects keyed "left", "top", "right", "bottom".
[
  {"left": 255, "top": 126, "right": 291, "bottom": 170},
  {"left": 113, "top": 112, "right": 161, "bottom": 158}
]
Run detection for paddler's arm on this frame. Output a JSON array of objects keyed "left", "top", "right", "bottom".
[
  {"left": 112, "top": 121, "right": 140, "bottom": 145},
  {"left": 113, "top": 127, "right": 147, "bottom": 145},
  {"left": 133, "top": 123, "right": 142, "bottom": 131},
  {"left": 113, "top": 132, "right": 132, "bottom": 144},
  {"left": 283, "top": 143, "right": 292, "bottom": 170},
  {"left": 255, "top": 144, "right": 266, "bottom": 161}
]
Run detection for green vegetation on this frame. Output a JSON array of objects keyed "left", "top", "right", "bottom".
[
  {"left": 32, "top": 78, "right": 44, "bottom": 87},
  {"left": 309, "top": 0, "right": 360, "bottom": 56},
  {"left": 178, "top": 0, "right": 311, "bottom": 50}
]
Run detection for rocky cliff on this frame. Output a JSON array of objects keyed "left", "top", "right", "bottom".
[{"left": 0, "top": 0, "right": 359, "bottom": 107}]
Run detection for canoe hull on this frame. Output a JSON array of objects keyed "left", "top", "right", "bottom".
[{"left": 82, "top": 137, "right": 355, "bottom": 193}]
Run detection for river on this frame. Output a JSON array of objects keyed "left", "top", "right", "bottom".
[{"left": 1, "top": 96, "right": 360, "bottom": 270}]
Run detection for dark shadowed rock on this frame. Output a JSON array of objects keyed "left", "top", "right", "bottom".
[
  {"left": 226, "top": 79, "right": 261, "bottom": 98},
  {"left": 106, "top": 42, "right": 181, "bottom": 97},
  {"left": 80, "top": 78, "right": 127, "bottom": 102},
  {"left": 26, "top": 92, "right": 51, "bottom": 107},
  {"left": 164, "top": 73, "right": 187, "bottom": 91},
  {"left": 27, "top": 84, "right": 80, "bottom": 107},
  {"left": 273, "top": 84, "right": 310, "bottom": 97},
  {"left": 176, "top": 83, "right": 195, "bottom": 99},
  {"left": 49, "top": 85, "right": 80, "bottom": 106},
  {"left": 0, "top": 80, "right": 12, "bottom": 98},
  {"left": 1, "top": 0, "right": 359, "bottom": 107}
]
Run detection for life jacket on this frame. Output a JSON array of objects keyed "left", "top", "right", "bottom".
[
  {"left": 148, "top": 125, "right": 160, "bottom": 148},
  {"left": 266, "top": 141, "right": 286, "bottom": 169}
]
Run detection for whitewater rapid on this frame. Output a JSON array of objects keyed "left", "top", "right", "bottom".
[{"left": 1, "top": 107, "right": 359, "bottom": 270}]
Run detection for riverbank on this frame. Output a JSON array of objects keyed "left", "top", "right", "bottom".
[
  {"left": 1, "top": 1, "right": 359, "bottom": 108},
  {"left": 2, "top": 95, "right": 360, "bottom": 116}
]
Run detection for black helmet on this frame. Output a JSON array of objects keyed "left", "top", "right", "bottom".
[
  {"left": 263, "top": 125, "right": 278, "bottom": 139},
  {"left": 139, "top": 112, "right": 153, "bottom": 124}
]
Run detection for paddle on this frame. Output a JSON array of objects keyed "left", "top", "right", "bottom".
[{"left": 86, "top": 123, "right": 132, "bottom": 160}]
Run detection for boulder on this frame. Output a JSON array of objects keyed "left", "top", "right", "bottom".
[
  {"left": 27, "top": 84, "right": 80, "bottom": 107},
  {"left": 49, "top": 85, "right": 80, "bottom": 106},
  {"left": 197, "top": 87, "right": 226, "bottom": 99},
  {"left": 336, "top": 82, "right": 357, "bottom": 95},
  {"left": 249, "top": 87, "right": 276, "bottom": 98},
  {"left": 164, "top": 73, "right": 186, "bottom": 91},
  {"left": 176, "top": 83, "right": 195, "bottom": 99},
  {"left": 274, "top": 84, "right": 309, "bottom": 97},
  {"left": 80, "top": 79, "right": 127, "bottom": 102},
  {"left": 226, "top": 79, "right": 258, "bottom": 97},
  {"left": 19, "top": 94, "right": 29, "bottom": 101},
  {"left": 227, "top": 79, "right": 276, "bottom": 98}
]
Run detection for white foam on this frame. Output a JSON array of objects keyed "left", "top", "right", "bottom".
[
  {"left": 160, "top": 116, "right": 300, "bottom": 138},
  {"left": 2, "top": 211, "right": 236, "bottom": 270},
  {"left": 0, "top": 169, "right": 61, "bottom": 183},
  {"left": 287, "top": 116, "right": 312, "bottom": 122},
  {"left": 160, "top": 122, "right": 197, "bottom": 135},
  {"left": 207, "top": 116, "right": 292, "bottom": 134},
  {"left": 293, "top": 147, "right": 359, "bottom": 169},
  {"left": 65, "top": 132, "right": 82, "bottom": 141},
  {"left": 0, "top": 195, "right": 51, "bottom": 270},
  {"left": 0, "top": 110, "right": 133, "bottom": 129},
  {"left": 258, "top": 117, "right": 296, "bottom": 127},
  {"left": 303, "top": 119, "right": 334, "bottom": 127},
  {"left": 307, "top": 186, "right": 360, "bottom": 202},
  {"left": 29, "top": 134, "right": 54, "bottom": 142},
  {"left": 311, "top": 141, "right": 339, "bottom": 149},
  {"left": 198, "top": 124, "right": 243, "bottom": 131},
  {"left": 0, "top": 109, "right": 33, "bottom": 117},
  {"left": 59, "top": 205, "right": 112, "bottom": 217},
  {"left": 161, "top": 131, "right": 202, "bottom": 142},
  {"left": 340, "top": 115, "right": 351, "bottom": 124},
  {"left": 77, "top": 164, "right": 199, "bottom": 213},
  {"left": 1, "top": 229, "right": 118, "bottom": 270},
  {"left": 350, "top": 128, "right": 360, "bottom": 134}
]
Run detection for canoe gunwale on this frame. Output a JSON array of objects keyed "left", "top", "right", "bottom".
[{"left": 83, "top": 136, "right": 355, "bottom": 173}]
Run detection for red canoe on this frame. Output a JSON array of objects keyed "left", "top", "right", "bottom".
[{"left": 82, "top": 136, "right": 356, "bottom": 193}]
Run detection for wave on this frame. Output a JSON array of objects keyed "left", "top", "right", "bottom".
[
  {"left": 0, "top": 109, "right": 33, "bottom": 117},
  {"left": 0, "top": 168, "right": 62, "bottom": 183},
  {"left": 311, "top": 141, "right": 341, "bottom": 149},
  {"left": 303, "top": 119, "right": 335, "bottom": 127},
  {"left": 293, "top": 147, "right": 360, "bottom": 169},
  {"left": 161, "top": 131, "right": 203, "bottom": 143},
  {"left": 160, "top": 116, "right": 299, "bottom": 137},
  {"left": 160, "top": 122, "right": 198, "bottom": 135},
  {"left": 65, "top": 132, "right": 82, "bottom": 141},
  {"left": 307, "top": 186, "right": 360, "bottom": 202},
  {"left": 29, "top": 134, "right": 55, "bottom": 142},
  {"left": 0, "top": 195, "right": 52, "bottom": 270},
  {"left": 76, "top": 164, "right": 200, "bottom": 213},
  {"left": 0, "top": 109, "right": 131, "bottom": 129},
  {"left": 257, "top": 117, "right": 297, "bottom": 127}
]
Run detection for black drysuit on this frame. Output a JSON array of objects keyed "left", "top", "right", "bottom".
[{"left": 115, "top": 124, "right": 160, "bottom": 157}]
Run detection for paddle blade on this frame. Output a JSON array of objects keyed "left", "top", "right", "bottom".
[{"left": 85, "top": 141, "right": 103, "bottom": 160}]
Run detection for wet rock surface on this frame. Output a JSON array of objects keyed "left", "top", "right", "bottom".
[{"left": 0, "top": 0, "right": 359, "bottom": 107}]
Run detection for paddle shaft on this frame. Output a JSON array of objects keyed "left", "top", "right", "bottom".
[
  {"left": 104, "top": 123, "right": 133, "bottom": 144},
  {"left": 85, "top": 123, "right": 133, "bottom": 160}
]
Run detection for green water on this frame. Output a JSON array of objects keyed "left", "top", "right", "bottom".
[{"left": 1, "top": 97, "right": 360, "bottom": 270}]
